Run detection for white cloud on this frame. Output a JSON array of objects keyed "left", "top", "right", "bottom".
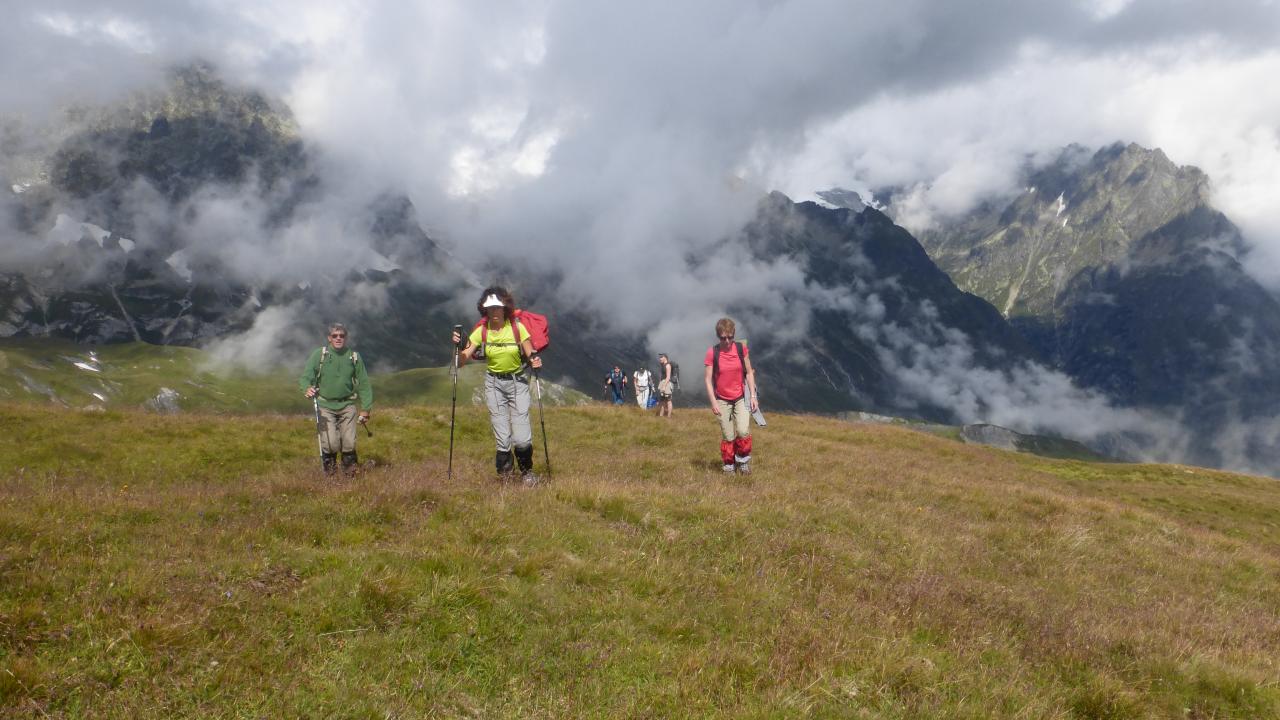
[{"left": 776, "top": 44, "right": 1280, "bottom": 287}]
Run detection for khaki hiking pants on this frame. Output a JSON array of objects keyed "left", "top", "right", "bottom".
[
  {"left": 716, "top": 397, "right": 750, "bottom": 441},
  {"left": 486, "top": 372, "right": 533, "bottom": 452},
  {"left": 319, "top": 403, "right": 359, "bottom": 454}
]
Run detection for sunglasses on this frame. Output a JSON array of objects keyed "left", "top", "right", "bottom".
[
  {"left": 718, "top": 335, "right": 734, "bottom": 341},
  {"left": 329, "top": 333, "right": 346, "bottom": 338}
]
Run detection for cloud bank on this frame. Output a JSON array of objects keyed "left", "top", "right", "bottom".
[{"left": 4, "top": 0, "right": 1280, "bottom": 470}]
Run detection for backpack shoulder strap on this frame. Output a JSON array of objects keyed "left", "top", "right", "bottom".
[
  {"left": 512, "top": 317, "right": 527, "bottom": 360},
  {"left": 735, "top": 342, "right": 746, "bottom": 380},
  {"left": 313, "top": 346, "right": 329, "bottom": 387},
  {"left": 711, "top": 345, "right": 720, "bottom": 386}
]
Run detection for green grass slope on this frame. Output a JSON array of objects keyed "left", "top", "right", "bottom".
[
  {"left": 0, "top": 338, "right": 588, "bottom": 413},
  {"left": 1, "top": 403, "right": 1278, "bottom": 718}
]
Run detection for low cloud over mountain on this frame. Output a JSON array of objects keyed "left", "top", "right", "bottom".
[{"left": 4, "top": 3, "right": 1280, "bottom": 473}]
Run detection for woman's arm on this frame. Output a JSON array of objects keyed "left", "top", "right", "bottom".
[
  {"left": 452, "top": 325, "right": 477, "bottom": 366},
  {"left": 521, "top": 339, "right": 543, "bottom": 369},
  {"left": 704, "top": 364, "right": 720, "bottom": 414},
  {"left": 743, "top": 354, "right": 757, "bottom": 411}
]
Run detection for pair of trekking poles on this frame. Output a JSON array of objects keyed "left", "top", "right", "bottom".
[{"left": 447, "top": 324, "right": 552, "bottom": 481}]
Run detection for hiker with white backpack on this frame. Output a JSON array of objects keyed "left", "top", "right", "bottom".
[
  {"left": 452, "top": 286, "right": 546, "bottom": 484},
  {"left": 633, "top": 365, "right": 653, "bottom": 409},
  {"left": 299, "top": 323, "right": 373, "bottom": 476},
  {"left": 704, "top": 317, "right": 757, "bottom": 475}
]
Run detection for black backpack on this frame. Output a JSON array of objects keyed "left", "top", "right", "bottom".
[
  {"left": 710, "top": 342, "right": 746, "bottom": 390},
  {"left": 670, "top": 362, "right": 680, "bottom": 389}
]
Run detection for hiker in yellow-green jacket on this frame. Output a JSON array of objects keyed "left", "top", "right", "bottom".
[
  {"left": 299, "top": 323, "right": 373, "bottom": 475},
  {"left": 452, "top": 287, "right": 544, "bottom": 483}
]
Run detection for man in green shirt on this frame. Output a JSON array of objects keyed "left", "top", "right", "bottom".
[{"left": 299, "top": 323, "right": 373, "bottom": 475}]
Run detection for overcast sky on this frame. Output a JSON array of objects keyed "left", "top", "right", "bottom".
[{"left": 4, "top": 0, "right": 1280, "bottom": 313}]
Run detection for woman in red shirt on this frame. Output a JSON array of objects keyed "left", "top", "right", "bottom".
[{"left": 703, "top": 317, "right": 758, "bottom": 475}]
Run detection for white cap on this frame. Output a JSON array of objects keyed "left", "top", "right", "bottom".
[{"left": 481, "top": 294, "right": 504, "bottom": 308}]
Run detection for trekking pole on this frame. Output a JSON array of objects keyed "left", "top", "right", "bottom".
[
  {"left": 312, "top": 393, "right": 325, "bottom": 471},
  {"left": 359, "top": 416, "right": 373, "bottom": 437},
  {"left": 447, "top": 324, "right": 462, "bottom": 480},
  {"left": 534, "top": 369, "right": 552, "bottom": 479}
]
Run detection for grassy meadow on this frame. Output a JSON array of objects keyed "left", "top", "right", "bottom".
[
  {"left": 0, "top": 338, "right": 587, "bottom": 413},
  {"left": 1, "top": 395, "right": 1279, "bottom": 718}
]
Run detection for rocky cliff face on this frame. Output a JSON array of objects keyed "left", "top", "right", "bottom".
[
  {"left": 0, "top": 65, "right": 470, "bottom": 368},
  {"left": 913, "top": 143, "right": 1280, "bottom": 471},
  {"left": 736, "top": 194, "right": 1041, "bottom": 418},
  {"left": 916, "top": 144, "right": 1216, "bottom": 321}
]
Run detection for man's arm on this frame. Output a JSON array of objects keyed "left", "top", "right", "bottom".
[
  {"left": 355, "top": 354, "right": 373, "bottom": 415},
  {"left": 299, "top": 349, "right": 320, "bottom": 394}
]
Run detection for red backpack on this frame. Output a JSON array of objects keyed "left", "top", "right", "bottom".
[{"left": 473, "top": 308, "right": 550, "bottom": 353}]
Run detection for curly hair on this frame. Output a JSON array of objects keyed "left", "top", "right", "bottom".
[{"left": 476, "top": 286, "right": 517, "bottom": 318}]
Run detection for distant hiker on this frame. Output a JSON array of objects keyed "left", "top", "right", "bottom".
[
  {"left": 299, "top": 323, "right": 373, "bottom": 476},
  {"left": 633, "top": 366, "right": 653, "bottom": 409},
  {"left": 452, "top": 286, "right": 544, "bottom": 483},
  {"left": 656, "top": 353, "right": 674, "bottom": 418},
  {"left": 604, "top": 365, "right": 627, "bottom": 405},
  {"left": 704, "top": 318, "right": 757, "bottom": 475}
]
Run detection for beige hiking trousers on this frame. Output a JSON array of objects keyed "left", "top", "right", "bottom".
[
  {"left": 319, "top": 403, "right": 359, "bottom": 454},
  {"left": 715, "top": 397, "right": 750, "bottom": 441}
]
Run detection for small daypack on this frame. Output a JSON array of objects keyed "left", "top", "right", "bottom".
[
  {"left": 670, "top": 362, "right": 680, "bottom": 390},
  {"left": 472, "top": 308, "right": 551, "bottom": 358},
  {"left": 511, "top": 309, "right": 549, "bottom": 352}
]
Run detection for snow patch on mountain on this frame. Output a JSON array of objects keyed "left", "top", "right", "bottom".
[
  {"left": 166, "top": 250, "right": 193, "bottom": 282},
  {"left": 47, "top": 214, "right": 112, "bottom": 247},
  {"left": 368, "top": 251, "right": 400, "bottom": 273}
]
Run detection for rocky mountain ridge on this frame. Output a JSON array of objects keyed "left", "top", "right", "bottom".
[{"left": 909, "top": 143, "right": 1280, "bottom": 472}]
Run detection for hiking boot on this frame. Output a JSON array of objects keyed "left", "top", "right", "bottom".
[
  {"left": 737, "top": 462, "right": 751, "bottom": 476},
  {"left": 514, "top": 445, "right": 535, "bottom": 475},
  {"left": 496, "top": 450, "right": 515, "bottom": 478},
  {"left": 340, "top": 451, "right": 359, "bottom": 476},
  {"left": 322, "top": 452, "right": 338, "bottom": 476},
  {"left": 521, "top": 470, "right": 542, "bottom": 487},
  {"left": 722, "top": 463, "right": 736, "bottom": 474}
]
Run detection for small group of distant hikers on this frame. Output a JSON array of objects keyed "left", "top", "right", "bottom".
[
  {"left": 602, "top": 354, "right": 676, "bottom": 418},
  {"left": 298, "top": 285, "right": 759, "bottom": 482}
]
